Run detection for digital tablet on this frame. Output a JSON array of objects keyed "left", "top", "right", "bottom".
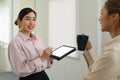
[{"left": 50, "top": 45, "right": 76, "bottom": 60}]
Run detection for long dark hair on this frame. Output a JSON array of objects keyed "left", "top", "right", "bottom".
[{"left": 15, "top": 7, "right": 36, "bottom": 27}]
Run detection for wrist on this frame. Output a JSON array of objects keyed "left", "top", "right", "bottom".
[{"left": 40, "top": 56, "right": 45, "bottom": 61}]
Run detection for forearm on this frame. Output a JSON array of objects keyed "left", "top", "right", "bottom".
[
  {"left": 82, "top": 49, "right": 96, "bottom": 71},
  {"left": 11, "top": 57, "right": 52, "bottom": 77}
]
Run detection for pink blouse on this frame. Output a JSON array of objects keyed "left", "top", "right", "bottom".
[{"left": 8, "top": 32, "right": 52, "bottom": 77}]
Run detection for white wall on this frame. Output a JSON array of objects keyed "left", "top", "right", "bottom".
[
  {"left": 0, "top": 0, "right": 12, "bottom": 72},
  {"left": 49, "top": 0, "right": 78, "bottom": 58},
  {"left": 35, "top": 0, "right": 98, "bottom": 80},
  {"left": 35, "top": 0, "right": 49, "bottom": 46},
  {"left": 10, "top": 0, "right": 109, "bottom": 80},
  {"left": 78, "top": 0, "right": 98, "bottom": 55},
  {"left": 0, "top": 42, "right": 10, "bottom": 71},
  {"left": 0, "top": 0, "right": 11, "bottom": 43}
]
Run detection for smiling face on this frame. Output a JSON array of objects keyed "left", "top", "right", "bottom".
[
  {"left": 18, "top": 12, "right": 36, "bottom": 35},
  {"left": 98, "top": 6, "right": 114, "bottom": 32}
]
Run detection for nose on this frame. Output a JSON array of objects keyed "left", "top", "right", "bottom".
[
  {"left": 98, "top": 16, "right": 101, "bottom": 21},
  {"left": 29, "top": 20, "right": 34, "bottom": 25}
]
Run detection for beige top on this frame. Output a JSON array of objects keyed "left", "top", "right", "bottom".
[{"left": 83, "top": 35, "right": 120, "bottom": 80}]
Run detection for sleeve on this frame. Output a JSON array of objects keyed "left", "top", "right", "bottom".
[
  {"left": 36, "top": 36, "right": 53, "bottom": 69},
  {"left": 83, "top": 49, "right": 119, "bottom": 80},
  {"left": 8, "top": 41, "right": 39, "bottom": 77},
  {"left": 82, "top": 49, "right": 96, "bottom": 71}
]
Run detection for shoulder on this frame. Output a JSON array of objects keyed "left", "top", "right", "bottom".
[
  {"left": 8, "top": 35, "right": 22, "bottom": 48},
  {"left": 103, "top": 37, "right": 120, "bottom": 61},
  {"left": 34, "top": 34, "right": 42, "bottom": 40},
  {"left": 33, "top": 34, "right": 45, "bottom": 48},
  {"left": 101, "top": 48, "right": 120, "bottom": 65},
  {"left": 34, "top": 34, "right": 44, "bottom": 43}
]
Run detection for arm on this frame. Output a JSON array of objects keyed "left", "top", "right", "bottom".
[
  {"left": 39, "top": 47, "right": 53, "bottom": 68},
  {"left": 83, "top": 49, "right": 119, "bottom": 80},
  {"left": 82, "top": 40, "right": 96, "bottom": 71},
  {"left": 37, "top": 36, "right": 54, "bottom": 66},
  {"left": 82, "top": 49, "right": 96, "bottom": 71},
  {"left": 8, "top": 41, "right": 46, "bottom": 77}
]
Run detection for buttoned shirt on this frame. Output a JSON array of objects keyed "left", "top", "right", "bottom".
[
  {"left": 83, "top": 35, "right": 120, "bottom": 80},
  {"left": 8, "top": 32, "right": 52, "bottom": 77}
]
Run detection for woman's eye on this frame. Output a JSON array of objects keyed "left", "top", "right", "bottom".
[
  {"left": 33, "top": 18, "right": 36, "bottom": 21},
  {"left": 26, "top": 18, "right": 30, "bottom": 20}
]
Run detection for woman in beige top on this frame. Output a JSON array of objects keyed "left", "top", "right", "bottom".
[{"left": 83, "top": 0, "right": 120, "bottom": 80}]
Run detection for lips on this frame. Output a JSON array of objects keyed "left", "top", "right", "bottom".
[
  {"left": 28, "top": 26, "right": 34, "bottom": 29},
  {"left": 99, "top": 21, "right": 102, "bottom": 24}
]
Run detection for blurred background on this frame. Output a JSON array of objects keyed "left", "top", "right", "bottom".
[{"left": 0, "top": 0, "right": 111, "bottom": 80}]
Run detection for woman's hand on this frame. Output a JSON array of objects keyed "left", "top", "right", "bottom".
[
  {"left": 40, "top": 47, "right": 52, "bottom": 61},
  {"left": 85, "top": 40, "right": 92, "bottom": 51}
]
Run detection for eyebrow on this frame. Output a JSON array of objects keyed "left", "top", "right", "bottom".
[{"left": 25, "top": 16, "right": 36, "bottom": 19}]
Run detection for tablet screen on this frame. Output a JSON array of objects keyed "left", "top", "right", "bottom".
[
  {"left": 52, "top": 46, "right": 74, "bottom": 57},
  {"left": 51, "top": 45, "right": 76, "bottom": 60}
]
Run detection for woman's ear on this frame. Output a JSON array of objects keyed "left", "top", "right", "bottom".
[
  {"left": 18, "top": 19, "right": 22, "bottom": 26},
  {"left": 111, "top": 13, "right": 119, "bottom": 21}
]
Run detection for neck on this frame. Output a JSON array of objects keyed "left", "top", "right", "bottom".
[
  {"left": 20, "top": 30, "right": 31, "bottom": 37},
  {"left": 110, "top": 31, "right": 120, "bottom": 38},
  {"left": 109, "top": 24, "right": 120, "bottom": 38}
]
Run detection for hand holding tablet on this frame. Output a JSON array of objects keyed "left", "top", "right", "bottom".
[{"left": 50, "top": 45, "right": 76, "bottom": 60}]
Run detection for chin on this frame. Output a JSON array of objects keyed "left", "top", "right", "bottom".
[
  {"left": 101, "top": 29, "right": 105, "bottom": 32},
  {"left": 101, "top": 28, "right": 106, "bottom": 32},
  {"left": 101, "top": 29, "right": 109, "bottom": 32},
  {"left": 101, "top": 27, "right": 106, "bottom": 32},
  {"left": 28, "top": 29, "right": 34, "bottom": 32}
]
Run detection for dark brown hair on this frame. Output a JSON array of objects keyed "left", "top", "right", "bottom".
[
  {"left": 15, "top": 7, "right": 36, "bottom": 26},
  {"left": 105, "top": 0, "right": 120, "bottom": 15}
]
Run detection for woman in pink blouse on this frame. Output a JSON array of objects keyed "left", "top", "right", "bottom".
[{"left": 8, "top": 7, "right": 53, "bottom": 80}]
